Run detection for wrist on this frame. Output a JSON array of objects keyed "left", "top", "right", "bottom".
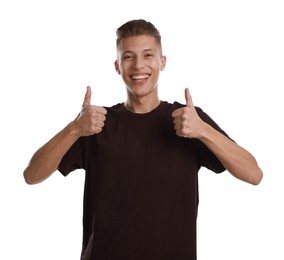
[
  {"left": 198, "top": 121, "right": 212, "bottom": 141},
  {"left": 66, "top": 121, "right": 81, "bottom": 139}
]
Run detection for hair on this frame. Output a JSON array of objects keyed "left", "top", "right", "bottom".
[{"left": 116, "top": 19, "right": 162, "bottom": 51}]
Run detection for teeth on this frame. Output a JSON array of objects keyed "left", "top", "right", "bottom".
[{"left": 131, "top": 74, "right": 149, "bottom": 80}]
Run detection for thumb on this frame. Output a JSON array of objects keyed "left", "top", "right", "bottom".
[
  {"left": 83, "top": 86, "right": 92, "bottom": 106},
  {"left": 185, "top": 87, "right": 194, "bottom": 107}
]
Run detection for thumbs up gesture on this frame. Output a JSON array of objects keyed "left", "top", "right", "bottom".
[
  {"left": 74, "top": 86, "right": 107, "bottom": 136},
  {"left": 172, "top": 88, "right": 203, "bottom": 138}
]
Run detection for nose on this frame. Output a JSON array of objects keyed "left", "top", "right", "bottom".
[{"left": 133, "top": 56, "right": 145, "bottom": 70}]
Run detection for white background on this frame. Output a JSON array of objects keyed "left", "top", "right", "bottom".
[{"left": 1, "top": 0, "right": 283, "bottom": 259}]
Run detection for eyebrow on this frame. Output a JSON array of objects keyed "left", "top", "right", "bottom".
[
  {"left": 143, "top": 49, "right": 154, "bottom": 52},
  {"left": 122, "top": 49, "right": 155, "bottom": 55}
]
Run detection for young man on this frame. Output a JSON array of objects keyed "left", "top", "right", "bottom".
[{"left": 24, "top": 19, "right": 263, "bottom": 260}]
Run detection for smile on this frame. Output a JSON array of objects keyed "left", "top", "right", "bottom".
[{"left": 130, "top": 74, "right": 150, "bottom": 80}]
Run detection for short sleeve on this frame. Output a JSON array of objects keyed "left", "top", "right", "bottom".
[
  {"left": 58, "top": 137, "right": 86, "bottom": 176},
  {"left": 195, "top": 107, "right": 234, "bottom": 173}
]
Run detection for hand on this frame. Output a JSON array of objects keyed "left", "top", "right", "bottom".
[
  {"left": 74, "top": 86, "right": 107, "bottom": 136},
  {"left": 172, "top": 88, "right": 204, "bottom": 138}
]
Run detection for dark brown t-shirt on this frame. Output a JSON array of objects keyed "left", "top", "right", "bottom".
[{"left": 58, "top": 101, "right": 228, "bottom": 260}]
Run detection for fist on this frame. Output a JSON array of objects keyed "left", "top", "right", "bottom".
[
  {"left": 74, "top": 86, "right": 107, "bottom": 136},
  {"left": 172, "top": 88, "right": 203, "bottom": 138}
]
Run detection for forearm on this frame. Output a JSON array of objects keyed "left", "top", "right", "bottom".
[
  {"left": 199, "top": 123, "right": 263, "bottom": 185},
  {"left": 23, "top": 122, "right": 79, "bottom": 184}
]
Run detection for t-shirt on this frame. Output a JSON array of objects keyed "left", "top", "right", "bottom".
[{"left": 58, "top": 101, "right": 229, "bottom": 260}]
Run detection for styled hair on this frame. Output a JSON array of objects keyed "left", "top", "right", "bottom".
[{"left": 116, "top": 19, "right": 162, "bottom": 51}]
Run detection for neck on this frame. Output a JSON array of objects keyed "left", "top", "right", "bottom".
[{"left": 124, "top": 94, "right": 160, "bottom": 114}]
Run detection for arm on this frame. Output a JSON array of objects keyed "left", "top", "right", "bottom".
[
  {"left": 198, "top": 122, "right": 263, "bottom": 185},
  {"left": 23, "top": 122, "right": 80, "bottom": 184},
  {"left": 23, "top": 86, "right": 107, "bottom": 184},
  {"left": 172, "top": 88, "right": 263, "bottom": 185}
]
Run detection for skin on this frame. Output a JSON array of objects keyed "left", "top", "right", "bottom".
[
  {"left": 115, "top": 35, "right": 166, "bottom": 113},
  {"left": 23, "top": 34, "right": 263, "bottom": 185},
  {"left": 23, "top": 86, "right": 107, "bottom": 184},
  {"left": 172, "top": 88, "right": 263, "bottom": 185}
]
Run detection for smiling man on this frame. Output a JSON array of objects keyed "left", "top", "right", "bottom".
[
  {"left": 24, "top": 19, "right": 263, "bottom": 260},
  {"left": 115, "top": 32, "right": 166, "bottom": 113}
]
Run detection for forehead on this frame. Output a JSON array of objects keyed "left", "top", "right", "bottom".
[{"left": 118, "top": 35, "right": 161, "bottom": 54}]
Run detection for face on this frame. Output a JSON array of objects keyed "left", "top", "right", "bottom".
[{"left": 115, "top": 35, "right": 166, "bottom": 99}]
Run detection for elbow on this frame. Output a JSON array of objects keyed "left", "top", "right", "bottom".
[
  {"left": 23, "top": 168, "right": 43, "bottom": 185},
  {"left": 250, "top": 167, "right": 263, "bottom": 186},
  {"left": 232, "top": 166, "right": 263, "bottom": 186},
  {"left": 23, "top": 170, "right": 35, "bottom": 185},
  {"left": 23, "top": 168, "right": 53, "bottom": 185}
]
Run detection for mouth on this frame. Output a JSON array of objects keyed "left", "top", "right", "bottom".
[{"left": 130, "top": 74, "right": 150, "bottom": 80}]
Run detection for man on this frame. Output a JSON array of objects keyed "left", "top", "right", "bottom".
[{"left": 24, "top": 19, "right": 263, "bottom": 260}]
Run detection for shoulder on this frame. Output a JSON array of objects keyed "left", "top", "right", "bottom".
[
  {"left": 170, "top": 101, "right": 221, "bottom": 127},
  {"left": 105, "top": 103, "right": 124, "bottom": 113},
  {"left": 168, "top": 101, "right": 205, "bottom": 115},
  {"left": 160, "top": 101, "right": 185, "bottom": 112},
  {"left": 103, "top": 103, "right": 126, "bottom": 119}
]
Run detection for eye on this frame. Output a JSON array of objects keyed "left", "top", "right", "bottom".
[
  {"left": 145, "top": 53, "right": 154, "bottom": 58},
  {"left": 123, "top": 54, "right": 134, "bottom": 60}
]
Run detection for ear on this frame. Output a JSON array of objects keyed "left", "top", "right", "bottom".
[
  {"left": 160, "top": 55, "right": 166, "bottom": 71},
  {"left": 114, "top": 60, "right": 121, "bottom": 74}
]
